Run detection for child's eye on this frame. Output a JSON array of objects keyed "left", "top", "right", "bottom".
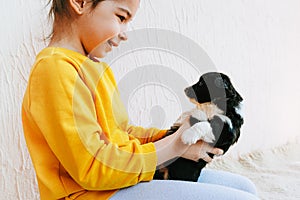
[{"left": 117, "top": 15, "right": 126, "bottom": 22}]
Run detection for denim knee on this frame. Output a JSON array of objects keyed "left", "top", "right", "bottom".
[{"left": 198, "top": 169, "right": 258, "bottom": 196}]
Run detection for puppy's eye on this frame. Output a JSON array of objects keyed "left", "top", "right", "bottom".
[{"left": 198, "top": 82, "right": 203, "bottom": 86}]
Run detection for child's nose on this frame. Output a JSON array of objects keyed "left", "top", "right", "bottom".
[{"left": 118, "top": 32, "right": 128, "bottom": 41}]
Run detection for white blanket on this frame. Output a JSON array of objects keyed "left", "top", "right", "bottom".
[{"left": 207, "top": 143, "right": 300, "bottom": 200}]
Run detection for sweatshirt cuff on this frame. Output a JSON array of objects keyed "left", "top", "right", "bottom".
[{"left": 139, "top": 142, "right": 158, "bottom": 181}]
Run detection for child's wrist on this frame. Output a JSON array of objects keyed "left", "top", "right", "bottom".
[{"left": 170, "top": 125, "right": 190, "bottom": 157}]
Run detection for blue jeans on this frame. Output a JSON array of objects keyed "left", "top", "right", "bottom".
[{"left": 110, "top": 169, "right": 259, "bottom": 200}]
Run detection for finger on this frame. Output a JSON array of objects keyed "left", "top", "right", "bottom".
[
  {"left": 202, "top": 154, "right": 213, "bottom": 163},
  {"left": 209, "top": 148, "right": 224, "bottom": 156}
]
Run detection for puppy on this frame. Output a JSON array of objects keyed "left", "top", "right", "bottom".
[{"left": 154, "top": 72, "right": 243, "bottom": 181}]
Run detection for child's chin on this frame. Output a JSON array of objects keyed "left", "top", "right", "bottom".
[{"left": 88, "top": 52, "right": 107, "bottom": 61}]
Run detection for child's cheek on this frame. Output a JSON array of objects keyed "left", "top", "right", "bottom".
[{"left": 105, "top": 20, "right": 122, "bottom": 39}]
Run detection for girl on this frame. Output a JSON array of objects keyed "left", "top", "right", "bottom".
[{"left": 21, "top": 0, "right": 259, "bottom": 199}]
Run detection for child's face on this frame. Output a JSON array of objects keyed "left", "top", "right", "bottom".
[{"left": 78, "top": 0, "right": 140, "bottom": 59}]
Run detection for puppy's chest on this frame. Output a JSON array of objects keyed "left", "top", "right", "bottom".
[{"left": 197, "top": 104, "right": 224, "bottom": 120}]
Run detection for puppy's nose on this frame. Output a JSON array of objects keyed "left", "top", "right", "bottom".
[
  {"left": 184, "top": 87, "right": 193, "bottom": 97},
  {"left": 184, "top": 87, "right": 189, "bottom": 94}
]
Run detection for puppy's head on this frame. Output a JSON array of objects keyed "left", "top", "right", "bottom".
[{"left": 184, "top": 72, "right": 243, "bottom": 110}]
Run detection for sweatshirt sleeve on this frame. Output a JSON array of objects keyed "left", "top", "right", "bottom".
[
  {"left": 26, "top": 57, "right": 157, "bottom": 190},
  {"left": 127, "top": 126, "right": 167, "bottom": 144}
]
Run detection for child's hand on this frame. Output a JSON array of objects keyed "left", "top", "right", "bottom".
[
  {"left": 181, "top": 140, "right": 223, "bottom": 163},
  {"left": 154, "top": 117, "right": 222, "bottom": 166}
]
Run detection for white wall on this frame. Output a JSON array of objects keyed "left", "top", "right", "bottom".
[{"left": 1, "top": 0, "right": 300, "bottom": 199}]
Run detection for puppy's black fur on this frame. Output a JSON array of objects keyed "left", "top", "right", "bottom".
[{"left": 154, "top": 72, "right": 244, "bottom": 181}]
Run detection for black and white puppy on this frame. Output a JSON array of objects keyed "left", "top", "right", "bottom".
[{"left": 154, "top": 72, "right": 244, "bottom": 181}]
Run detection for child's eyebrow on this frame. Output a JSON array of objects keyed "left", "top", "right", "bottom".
[{"left": 117, "top": 7, "right": 132, "bottom": 19}]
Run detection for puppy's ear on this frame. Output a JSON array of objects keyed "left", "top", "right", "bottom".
[
  {"left": 221, "top": 75, "right": 243, "bottom": 102},
  {"left": 228, "top": 83, "right": 243, "bottom": 102}
]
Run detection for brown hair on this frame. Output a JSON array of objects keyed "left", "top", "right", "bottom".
[
  {"left": 46, "top": 0, "right": 105, "bottom": 40},
  {"left": 48, "top": 0, "right": 105, "bottom": 22}
]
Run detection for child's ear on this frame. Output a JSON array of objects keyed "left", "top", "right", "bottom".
[{"left": 69, "top": 0, "right": 89, "bottom": 15}]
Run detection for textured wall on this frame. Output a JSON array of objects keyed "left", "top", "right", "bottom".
[{"left": 1, "top": 0, "right": 300, "bottom": 199}]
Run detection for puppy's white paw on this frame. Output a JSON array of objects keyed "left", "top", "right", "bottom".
[
  {"left": 181, "top": 122, "right": 215, "bottom": 145},
  {"left": 181, "top": 129, "right": 200, "bottom": 145}
]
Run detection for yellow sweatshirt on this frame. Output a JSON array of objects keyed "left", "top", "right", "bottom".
[{"left": 22, "top": 47, "right": 167, "bottom": 200}]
